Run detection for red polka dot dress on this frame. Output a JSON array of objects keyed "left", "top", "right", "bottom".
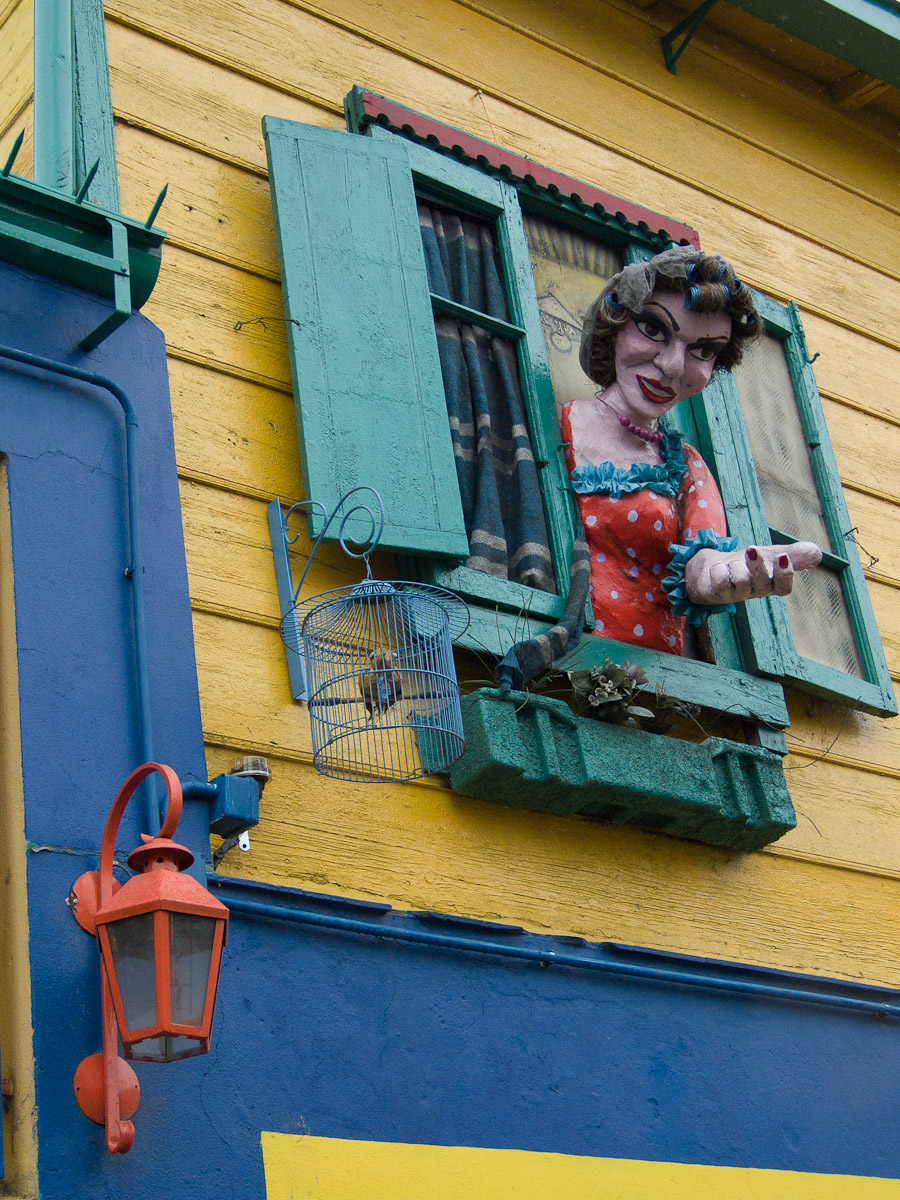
[{"left": 561, "top": 401, "right": 731, "bottom": 655}]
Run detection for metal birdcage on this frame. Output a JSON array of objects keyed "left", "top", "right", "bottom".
[{"left": 269, "top": 488, "right": 469, "bottom": 782}]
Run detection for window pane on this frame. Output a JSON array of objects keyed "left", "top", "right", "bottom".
[
  {"left": 170, "top": 913, "right": 216, "bottom": 1027},
  {"left": 418, "top": 201, "right": 556, "bottom": 593},
  {"left": 784, "top": 563, "right": 863, "bottom": 677},
  {"left": 106, "top": 913, "right": 157, "bottom": 1033},
  {"left": 732, "top": 333, "right": 830, "bottom": 548},
  {"left": 419, "top": 203, "right": 509, "bottom": 320},
  {"left": 733, "top": 332, "right": 863, "bottom": 677},
  {"left": 525, "top": 214, "right": 622, "bottom": 423}
]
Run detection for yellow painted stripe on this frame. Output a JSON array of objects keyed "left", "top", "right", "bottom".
[
  {"left": 261, "top": 1134, "right": 900, "bottom": 1199},
  {"left": 0, "top": 462, "right": 38, "bottom": 1194}
]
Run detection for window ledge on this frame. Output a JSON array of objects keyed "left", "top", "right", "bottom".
[{"left": 450, "top": 688, "right": 796, "bottom": 851}]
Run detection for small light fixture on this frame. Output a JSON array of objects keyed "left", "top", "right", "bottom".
[{"left": 70, "top": 762, "right": 229, "bottom": 1153}]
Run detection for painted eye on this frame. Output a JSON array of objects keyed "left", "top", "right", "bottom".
[
  {"left": 690, "top": 343, "right": 719, "bottom": 362},
  {"left": 633, "top": 314, "right": 666, "bottom": 342}
]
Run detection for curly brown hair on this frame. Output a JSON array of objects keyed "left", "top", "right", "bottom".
[{"left": 584, "top": 251, "right": 760, "bottom": 389}]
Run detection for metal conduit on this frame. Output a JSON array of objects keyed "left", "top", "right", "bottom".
[
  {"left": 219, "top": 891, "right": 900, "bottom": 1020},
  {"left": 0, "top": 342, "right": 160, "bottom": 830}
]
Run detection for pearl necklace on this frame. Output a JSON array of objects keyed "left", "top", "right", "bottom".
[{"left": 594, "top": 392, "right": 662, "bottom": 446}]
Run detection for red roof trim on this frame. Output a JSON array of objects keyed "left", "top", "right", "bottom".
[{"left": 358, "top": 90, "right": 699, "bottom": 249}]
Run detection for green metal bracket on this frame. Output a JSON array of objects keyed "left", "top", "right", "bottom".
[
  {"left": 1, "top": 131, "right": 25, "bottom": 178},
  {"left": 0, "top": 171, "right": 165, "bottom": 350},
  {"left": 662, "top": 0, "right": 720, "bottom": 73},
  {"left": 78, "top": 219, "right": 132, "bottom": 351}
]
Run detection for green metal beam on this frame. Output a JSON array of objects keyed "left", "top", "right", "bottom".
[
  {"left": 73, "top": 0, "right": 120, "bottom": 209},
  {"left": 33, "top": 0, "right": 120, "bottom": 205},
  {"left": 728, "top": 0, "right": 900, "bottom": 87}
]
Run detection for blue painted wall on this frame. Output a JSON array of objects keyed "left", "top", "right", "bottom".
[
  {"left": 4, "top": 260, "right": 900, "bottom": 1199},
  {"left": 28, "top": 853, "right": 900, "bottom": 1198}
]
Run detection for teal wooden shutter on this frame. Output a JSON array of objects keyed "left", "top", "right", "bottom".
[
  {"left": 704, "top": 291, "right": 896, "bottom": 717},
  {"left": 263, "top": 117, "right": 468, "bottom": 556}
]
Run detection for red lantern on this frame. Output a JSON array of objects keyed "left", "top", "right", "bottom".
[{"left": 70, "top": 763, "right": 228, "bottom": 1151}]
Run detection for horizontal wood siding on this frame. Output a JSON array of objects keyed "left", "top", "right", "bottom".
[
  {"left": 0, "top": 0, "right": 33, "bottom": 178},
  {"left": 106, "top": 0, "right": 900, "bottom": 984}
]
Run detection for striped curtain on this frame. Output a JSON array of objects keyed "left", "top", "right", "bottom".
[{"left": 418, "top": 202, "right": 556, "bottom": 594}]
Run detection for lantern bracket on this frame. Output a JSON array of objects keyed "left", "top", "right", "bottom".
[
  {"left": 268, "top": 487, "right": 386, "bottom": 701},
  {"left": 181, "top": 772, "right": 261, "bottom": 840},
  {"left": 69, "top": 763, "right": 184, "bottom": 1154}
]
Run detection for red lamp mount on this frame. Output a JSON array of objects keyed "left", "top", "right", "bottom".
[{"left": 69, "top": 762, "right": 229, "bottom": 1154}]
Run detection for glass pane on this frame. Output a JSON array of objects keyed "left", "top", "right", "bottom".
[
  {"left": 731, "top": 333, "right": 831, "bottom": 548},
  {"left": 418, "top": 202, "right": 509, "bottom": 320},
  {"left": 525, "top": 213, "right": 622, "bottom": 422},
  {"left": 418, "top": 199, "right": 556, "bottom": 593},
  {"left": 170, "top": 913, "right": 216, "bottom": 1027},
  {"left": 784, "top": 564, "right": 863, "bottom": 676},
  {"left": 129, "top": 1034, "right": 206, "bottom": 1064},
  {"left": 106, "top": 913, "right": 157, "bottom": 1033},
  {"left": 733, "top": 331, "right": 863, "bottom": 677}
]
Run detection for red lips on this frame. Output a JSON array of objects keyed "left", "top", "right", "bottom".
[{"left": 637, "top": 375, "right": 676, "bottom": 404}]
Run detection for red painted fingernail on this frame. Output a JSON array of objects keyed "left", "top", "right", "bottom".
[
  {"left": 746, "top": 547, "right": 758, "bottom": 561},
  {"left": 778, "top": 555, "right": 789, "bottom": 568}
]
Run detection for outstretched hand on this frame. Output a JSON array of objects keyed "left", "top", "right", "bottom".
[{"left": 685, "top": 541, "right": 822, "bottom": 607}]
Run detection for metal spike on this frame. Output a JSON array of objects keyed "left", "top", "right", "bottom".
[
  {"left": 1, "top": 130, "right": 25, "bottom": 178},
  {"left": 144, "top": 183, "right": 168, "bottom": 229},
  {"left": 74, "top": 158, "right": 101, "bottom": 203}
]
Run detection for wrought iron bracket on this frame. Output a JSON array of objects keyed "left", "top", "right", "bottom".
[
  {"left": 268, "top": 499, "right": 308, "bottom": 701},
  {"left": 268, "top": 488, "right": 387, "bottom": 702},
  {"left": 661, "top": 0, "right": 719, "bottom": 74}
]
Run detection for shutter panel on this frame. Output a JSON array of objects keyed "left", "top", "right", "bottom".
[
  {"left": 713, "top": 291, "right": 897, "bottom": 717},
  {"left": 263, "top": 117, "right": 469, "bottom": 556}
]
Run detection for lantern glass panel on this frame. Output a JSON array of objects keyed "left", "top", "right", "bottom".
[
  {"left": 128, "top": 1034, "right": 206, "bottom": 1064},
  {"left": 105, "top": 912, "right": 158, "bottom": 1033},
  {"left": 170, "top": 912, "right": 216, "bottom": 1026}
]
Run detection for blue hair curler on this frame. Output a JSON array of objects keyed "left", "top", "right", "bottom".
[
  {"left": 710, "top": 259, "right": 728, "bottom": 282},
  {"left": 685, "top": 285, "right": 701, "bottom": 310}
]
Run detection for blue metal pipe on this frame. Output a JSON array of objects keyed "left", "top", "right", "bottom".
[
  {"left": 220, "top": 891, "right": 900, "bottom": 1020},
  {"left": 0, "top": 342, "right": 159, "bottom": 829},
  {"left": 180, "top": 781, "right": 218, "bottom": 803}
]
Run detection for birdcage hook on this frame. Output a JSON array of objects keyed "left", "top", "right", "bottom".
[
  {"left": 268, "top": 489, "right": 469, "bottom": 781},
  {"left": 269, "top": 488, "right": 387, "bottom": 699},
  {"left": 285, "top": 485, "right": 385, "bottom": 591}
]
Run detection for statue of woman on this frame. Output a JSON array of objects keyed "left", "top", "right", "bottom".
[{"left": 567, "top": 246, "right": 821, "bottom": 655}]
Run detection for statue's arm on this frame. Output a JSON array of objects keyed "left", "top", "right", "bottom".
[{"left": 685, "top": 542, "right": 823, "bottom": 606}]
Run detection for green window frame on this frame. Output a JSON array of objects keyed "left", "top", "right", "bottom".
[
  {"left": 372, "top": 125, "right": 578, "bottom": 627},
  {"left": 263, "top": 90, "right": 894, "bottom": 729},
  {"left": 692, "top": 290, "right": 896, "bottom": 716}
]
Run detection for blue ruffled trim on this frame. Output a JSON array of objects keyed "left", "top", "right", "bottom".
[
  {"left": 570, "top": 431, "right": 686, "bottom": 500},
  {"left": 662, "top": 527, "right": 740, "bottom": 626}
]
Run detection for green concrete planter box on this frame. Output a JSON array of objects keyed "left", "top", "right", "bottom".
[{"left": 450, "top": 688, "right": 796, "bottom": 851}]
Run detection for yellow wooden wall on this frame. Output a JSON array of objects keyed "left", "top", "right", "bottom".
[
  {"left": 103, "top": 0, "right": 900, "bottom": 985},
  {"left": 0, "top": 0, "right": 34, "bottom": 176}
]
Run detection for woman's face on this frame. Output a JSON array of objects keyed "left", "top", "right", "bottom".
[{"left": 612, "top": 289, "right": 731, "bottom": 421}]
